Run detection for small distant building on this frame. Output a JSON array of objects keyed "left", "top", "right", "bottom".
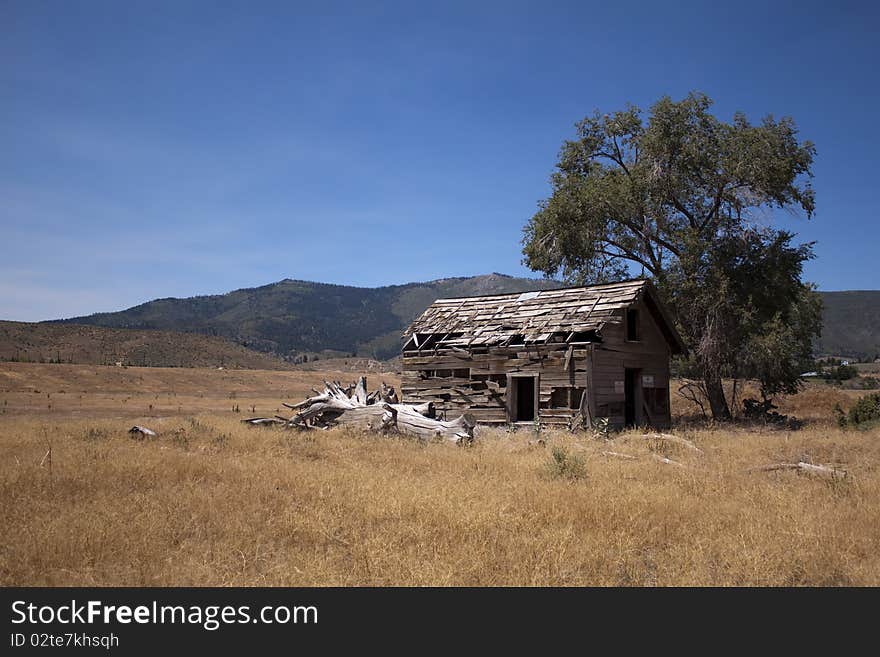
[{"left": 401, "top": 279, "right": 685, "bottom": 429}]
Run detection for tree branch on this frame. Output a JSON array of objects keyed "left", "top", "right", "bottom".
[
  {"left": 699, "top": 182, "right": 728, "bottom": 233},
  {"left": 610, "top": 135, "right": 631, "bottom": 177},
  {"left": 602, "top": 241, "right": 659, "bottom": 275},
  {"left": 669, "top": 194, "right": 698, "bottom": 229}
]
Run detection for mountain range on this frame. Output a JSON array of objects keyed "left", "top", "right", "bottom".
[
  {"left": 21, "top": 274, "right": 880, "bottom": 364},
  {"left": 52, "top": 274, "right": 559, "bottom": 362}
]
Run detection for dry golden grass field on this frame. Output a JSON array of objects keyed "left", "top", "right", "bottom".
[{"left": 1, "top": 362, "right": 878, "bottom": 586}]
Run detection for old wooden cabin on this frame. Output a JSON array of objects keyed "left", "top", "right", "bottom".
[{"left": 400, "top": 279, "right": 685, "bottom": 429}]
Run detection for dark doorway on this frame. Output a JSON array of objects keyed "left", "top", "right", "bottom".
[
  {"left": 624, "top": 368, "right": 640, "bottom": 427},
  {"left": 514, "top": 376, "right": 535, "bottom": 421}
]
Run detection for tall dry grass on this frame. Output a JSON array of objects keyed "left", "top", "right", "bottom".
[
  {"left": 1, "top": 414, "right": 878, "bottom": 586},
  {"left": 0, "top": 362, "right": 392, "bottom": 420}
]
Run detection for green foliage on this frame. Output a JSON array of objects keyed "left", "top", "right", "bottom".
[
  {"left": 823, "top": 364, "right": 858, "bottom": 382},
  {"left": 837, "top": 393, "right": 880, "bottom": 428},
  {"left": 546, "top": 446, "right": 588, "bottom": 481},
  {"left": 523, "top": 92, "right": 819, "bottom": 418}
]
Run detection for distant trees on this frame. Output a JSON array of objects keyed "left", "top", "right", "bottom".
[
  {"left": 523, "top": 92, "right": 821, "bottom": 419},
  {"left": 824, "top": 364, "right": 858, "bottom": 382}
]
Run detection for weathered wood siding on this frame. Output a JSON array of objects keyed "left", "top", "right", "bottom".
[
  {"left": 590, "top": 299, "right": 672, "bottom": 428},
  {"left": 401, "top": 345, "right": 590, "bottom": 425}
]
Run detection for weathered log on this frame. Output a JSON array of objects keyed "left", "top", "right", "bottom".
[
  {"left": 747, "top": 462, "right": 848, "bottom": 479},
  {"left": 410, "top": 401, "right": 436, "bottom": 418},
  {"left": 128, "top": 425, "right": 156, "bottom": 438},
  {"left": 285, "top": 377, "right": 474, "bottom": 443},
  {"left": 651, "top": 453, "right": 685, "bottom": 467},
  {"left": 241, "top": 417, "right": 287, "bottom": 426},
  {"left": 380, "top": 382, "right": 399, "bottom": 404},
  {"left": 601, "top": 450, "right": 637, "bottom": 460}
]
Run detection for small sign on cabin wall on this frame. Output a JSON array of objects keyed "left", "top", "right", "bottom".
[
  {"left": 641, "top": 375, "right": 655, "bottom": 388},
  {"left": 614, "top": 380, "right": 625, "bottom": 394}
]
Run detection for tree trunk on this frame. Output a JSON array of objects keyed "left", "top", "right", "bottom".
[{"left": 704, "top": 374, "right": 731, "bottom": 421}]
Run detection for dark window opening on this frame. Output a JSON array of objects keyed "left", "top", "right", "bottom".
[
  {"left": 550, "top": 386, "right": 587, "bottom": 409},
  {"left": 550, "top": 388, "right": 568, "bottom": 408},
  {"left": 626, "top": 309, "right": 640, "bottom": 341},
  {"left": 514, "top": 377, "right": 535, "bottom": 421},
  {"left": 489, "top": 374, "right": 507, "bottom": 387},
  {"left": 453, "top": 368, "right": 469, "bottom": 379},
  {"left": 645, "top": 387, "right": 668, "bottom": 416},
  {"left": 435, "top": 369, "right": 452, "bottom": 378}
]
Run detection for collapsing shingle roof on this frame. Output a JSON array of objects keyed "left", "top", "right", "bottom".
[{"left": 404, "top": 279, "right": 685, "bottom": 353}]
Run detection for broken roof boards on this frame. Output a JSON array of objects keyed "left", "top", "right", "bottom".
[{"left": 404, "top": 279, "right": 684, "bottom": 353}]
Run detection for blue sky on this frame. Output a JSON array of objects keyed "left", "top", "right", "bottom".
[{"left": 2, "top": 0, "right": 878, "bottom": 321}]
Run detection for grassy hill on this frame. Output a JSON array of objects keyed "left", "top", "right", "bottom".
[
  {"left": 0, "top": 321, "right": 293, "bottom": 369},
  {"left": 27, "top": 277, "right": 880, "bottom": 364},
  {"left": 815, "top": 291, "right": 880, "bottom": 360},
  {"left": 53, "top": 274, "right": 561, "bottom": 360}
]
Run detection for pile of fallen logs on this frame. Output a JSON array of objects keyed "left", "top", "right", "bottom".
[{"left": 243, "top": 376, "right": 475, "bottom": 444}]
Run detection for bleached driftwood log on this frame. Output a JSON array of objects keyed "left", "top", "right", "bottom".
[
  {"left": 241, "top": 417, "right": 287, "bottom": 427},
  {"left": 283, "top": 377, "right": 474, "bottom": 444},
  {"left": 746, "top": 462, "right": 848, "bottom": 479},
  {"left": 601, "top": 450, "right": 637, "bottom": 460},
  {"left": 651, "top": 453, "right": 685, "bottom": 467}
]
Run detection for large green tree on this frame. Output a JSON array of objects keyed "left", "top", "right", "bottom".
[{"left": 523, "top": 92, "right": 821, "bottom": 420}]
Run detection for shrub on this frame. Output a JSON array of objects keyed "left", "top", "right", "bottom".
[
  {"left": 742, "top": 398, "right": 792, "bottom": 426},
  {"left": 824, "top": 364, "right": 858, "bottom": 382},
  {"left": 546, "top": 446, "right": 588, "bottom": 481},
  {"left": 837, "top": 393, "right": 880, "bottom": 428}
]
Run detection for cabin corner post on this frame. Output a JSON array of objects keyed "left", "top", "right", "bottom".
[
  {"left": 586, "top": 344, "right": 596, "bottom": 427},
  {"left": 534, "top": 372, "right": 541, "bottom": 424}
]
